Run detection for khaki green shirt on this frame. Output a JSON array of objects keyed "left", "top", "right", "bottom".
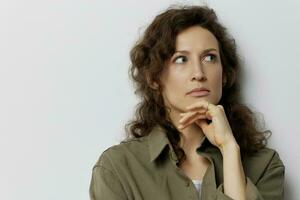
[{"left": 89, "top": 125, "right": 285, "bottom": 200}]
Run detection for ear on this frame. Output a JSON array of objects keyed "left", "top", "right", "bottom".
[
  {"left": 149, "top": 81, "right": 159, "bottom": 90},
  {"left": 152, "top": 82, "right": 159, "bottom": 89},
  {"left": 146, "top": 75, "right": 159, "bottom": 90}
]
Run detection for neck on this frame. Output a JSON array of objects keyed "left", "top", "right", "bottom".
[{"left": 169, "top": 109, "right": 206, "bottom": 160}]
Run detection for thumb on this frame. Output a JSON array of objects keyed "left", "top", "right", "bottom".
[{"left": 196, "top": 119, "right": 209, "bottom": 131}]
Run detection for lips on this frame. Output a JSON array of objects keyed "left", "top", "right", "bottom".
[
  {"left": 188, "top": 90, "right": 209, "bottom": 97},
  {"left": 186, "top": 87, "right": 210, "bottom": 97},
  {"left": 187, "top": 87, "right": 209, "bottom": 94}
]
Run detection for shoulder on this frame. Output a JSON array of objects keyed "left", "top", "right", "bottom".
[
  {"left": 93, "top": 136, "right": 150, "bottom": 169},
  {"left": 242, "top": 147, "right": 285, "bottom": 183},
  {"left": 243, "top": 147, "right": 284, "bottom": 168}
]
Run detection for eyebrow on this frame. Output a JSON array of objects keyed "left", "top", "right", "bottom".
[{"left": 174, "top": 48, "right": 218, "bottom": 55}]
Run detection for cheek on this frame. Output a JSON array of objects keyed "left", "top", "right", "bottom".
[
  {"left": 207, "top": 68, "right": 222, "bottom": 91},
  {"left": 167, "top": 72, "right": 185, "bottom": 93},
  {"left": 212, "top": 69, "right": 223, "bottom": 97},
  {"left": 212, "top": 66, "right": 223, "bottom": 84},
  {"left": 164, "top": 72, "right": 186, "bottom": 97}
]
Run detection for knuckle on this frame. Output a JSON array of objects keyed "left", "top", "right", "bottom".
[{"left": 217, "top": 105, "right": 224, "bottom": 110}]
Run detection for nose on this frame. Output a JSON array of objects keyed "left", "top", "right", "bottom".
[{"left": 191, "top": 60, "right": 207, "bottom": 81}]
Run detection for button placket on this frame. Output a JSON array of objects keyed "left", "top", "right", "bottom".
[{"left": 185, "top": 181, "right": 190, "bottom": 187}]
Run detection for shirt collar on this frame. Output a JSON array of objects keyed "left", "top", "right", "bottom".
[
  {"left": 147, "top": 125, "right": 171, "bottom": 162},
  {"left": 147, "top": 125, "right": 215, "bottom": 163}
]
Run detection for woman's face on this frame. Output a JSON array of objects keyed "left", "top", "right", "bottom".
[{"left": 160, "top": 26, "right": 224, "bottom": 113}]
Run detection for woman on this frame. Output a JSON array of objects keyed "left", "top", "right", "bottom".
[{"left": 89, "top": 5, "right": 285, "bottom": 200}]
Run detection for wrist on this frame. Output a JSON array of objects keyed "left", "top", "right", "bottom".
[{"left": 220, "top": 139, "right": 240, "bottom": 155}]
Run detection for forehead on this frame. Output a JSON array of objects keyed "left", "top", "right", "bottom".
[{"left": 175, "top": 26, "right": 219, "bottom": 51}]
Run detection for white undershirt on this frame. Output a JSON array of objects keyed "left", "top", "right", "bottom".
[
  {"left": 192, "top": 179, "right": 202, "bottom": 200},
  {"left": 191, "top": 136, "right": 205, "bottom": 199}
]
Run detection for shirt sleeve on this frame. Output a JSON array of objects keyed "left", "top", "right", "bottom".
[
  {"left": 215, "top": 151, "right": 285, "bottom": 200},
  {"left": 89, "top": 152, "right": 128, "bottom": 200}
]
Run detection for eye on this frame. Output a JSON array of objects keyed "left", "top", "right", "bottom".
[
  {"left": 174, "top": 55, "right": 187, "bottom": 64},
  {"left": 203, "top": 54, "right": 217, "bottom": 62}
]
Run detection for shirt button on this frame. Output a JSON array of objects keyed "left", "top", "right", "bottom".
[{"left": 185, "top": 181, "right": 190, "bottom": 187}]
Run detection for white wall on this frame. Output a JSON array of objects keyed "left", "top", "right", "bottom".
[{"left": 0, "top": 0, "right": 298, "bottom": 199}]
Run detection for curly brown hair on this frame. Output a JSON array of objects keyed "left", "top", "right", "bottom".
[{"left": 124, "top": 4, "right": 271, "bottom": 164}]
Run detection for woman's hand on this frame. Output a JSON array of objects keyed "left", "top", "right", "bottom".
[{"left": 178, "top": 100, "right": 237, "bottom": 151}]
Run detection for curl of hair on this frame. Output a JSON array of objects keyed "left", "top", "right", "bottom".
[{"left": 124, "top": 5, "right": 271, "bottom": 165}]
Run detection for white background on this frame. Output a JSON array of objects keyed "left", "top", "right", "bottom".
[{"left": 0, "top": 0, "right": 298, "bottom": 199}]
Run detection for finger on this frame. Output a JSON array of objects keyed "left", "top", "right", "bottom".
[
  {"left": 186, "top": 106, "right": 208, "bottom": 112},
  {"left": 195, "top": 119, "right": 208, "bottom": 128},
  {"left": 195, "top": 119, "right": 210, "bottom": 134},
  {"left": 206, "top": 110, "right": 213, "bottom": 120},
  {"left": 184, "top": 114, "right": 207, "bottom": 126},
  {"left": 178, "top": 114, "right": 207, "bottom": 130},
  {"left": 186, "top": 100, "right": 209, "bottom": 111},
  {"left": 179, "top": 111, "right": 198, "bottom": 123},
  {"left": 179, "top": 114, "right": 207, "bottom": 130},
  {"left": 179, "top": 110, "right": 206, "bottom": 124}
]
